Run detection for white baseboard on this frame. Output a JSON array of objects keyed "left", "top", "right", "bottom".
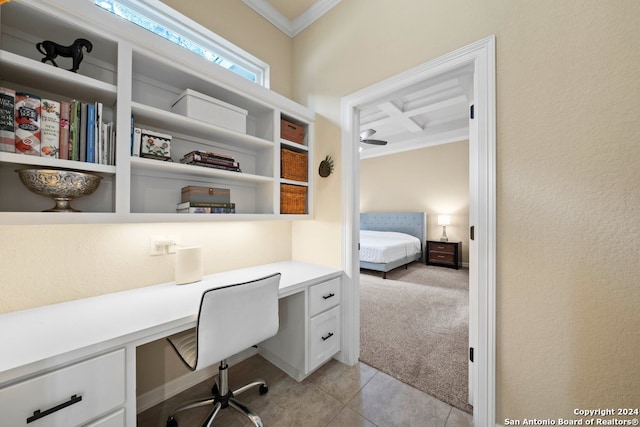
[{"left": 136, "top": 347, "right": 258, "bottom": 413}]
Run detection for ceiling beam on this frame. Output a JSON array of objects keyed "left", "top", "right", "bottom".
[
  {"left": 362, "top": 95, "right": 468, "bottom": 132},
  {"left": 377, "top": 101, "right": 423, "bottom": 133}
]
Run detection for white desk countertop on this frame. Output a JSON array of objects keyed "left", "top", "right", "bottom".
[{"left": 0, "top": 260, "right": 342, "bottom": 385}]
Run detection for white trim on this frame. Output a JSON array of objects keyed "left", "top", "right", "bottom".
[
  {"left": 341, "top": 36, "right": 496, "bottom": 427},
  {"left": 242, "top": 0, "right": 342, "bottom": 37},
  {"left": 291, "top": 0, "right": 342, "bottom": 37},
  {"left": 242, "top": 0, "right": 292, "bottom": 37},
  {"left": 359, "top": 128, "right": 469, "bottom": 160}
]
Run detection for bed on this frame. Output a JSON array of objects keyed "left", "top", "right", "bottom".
[{"left": 360, "top": 212, "right": 427, "bottom": 278}]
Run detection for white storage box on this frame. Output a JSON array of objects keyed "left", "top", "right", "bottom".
[{"left": 171, "top": 89, "right": 248, "bottom": 133}]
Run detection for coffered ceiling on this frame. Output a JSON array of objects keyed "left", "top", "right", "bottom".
[
  {"left": 242, "top": 1, "right": 472, "bottom": 158},
  {"left": 358, "top": 64, "right": 473, "bottom": 159}
]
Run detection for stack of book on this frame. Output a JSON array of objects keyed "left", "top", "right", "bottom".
[
  {"left": 177, "top": 185, "right": 235, "bottom": 214},
  {"left": 176, "top": 201, "right": 236, "bottom": 214},
  {"left": 0, "top": 87, "right": 116, "bottom": 164},
  {"left": 179, "top": 150, "right": 241, "bottom": 172}
]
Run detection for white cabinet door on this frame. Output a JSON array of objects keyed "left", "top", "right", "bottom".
[
  {"left": 83, "top": 409, "right": 125, "bottom": 427},
  {"left": 308, "top": 306, "right": 341, "bottom": 372}
]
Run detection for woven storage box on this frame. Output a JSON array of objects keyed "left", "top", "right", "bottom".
[
  {"left": 280, "top": 184, "right": 307, "bottom": 214},
  {"left": 281, "top": 148, "right": 308, "bottom": 182},
  {"left": 181, "top": 186, "right": 231, "bottom": 203},
  {"left": 280, "top": 118, "right": 305, "bottom": 144}
]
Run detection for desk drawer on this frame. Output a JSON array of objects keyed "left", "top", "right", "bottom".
[
  {"left": 84, "top": 408, "right": 125, "bottom": 427},
  {"left": 309, "top": 277, "right": 340, "bottom": 317},
  {"left": 308, "top": 306, "right": 341, "bottom": 372},
  {"left": 0, "top": 349, "right": 125, "bottom": 427}
]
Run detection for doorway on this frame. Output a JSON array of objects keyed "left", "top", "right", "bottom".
[{"left": 338, "top": 36, "right": 496, "bottom": 427}]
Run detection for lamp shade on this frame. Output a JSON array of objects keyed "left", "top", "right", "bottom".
[{"left": 437, "top": 215, "right": 451, "bottom": 226}]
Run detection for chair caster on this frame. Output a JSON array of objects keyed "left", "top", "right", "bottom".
[
  {"left": 259, "top": 384, "right": 268, "bottom": 395},
  {"left": 166, "top": 415, "right": 178, "bottom": 427}
]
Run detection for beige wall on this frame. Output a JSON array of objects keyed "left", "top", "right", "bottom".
[
  {"left": 360, "top": 141, "right": 470, "bottom": 263},
  {"left": 292, "top": 0, "right": 640, "bottom": 422},
  {"left": 4, "top": 0, "right": 640, "bottom": 419},
  {"left": 0, "top": 2, "right": 296, "bottom": 313},
  {"left": 162, "top": 0, "right": 294, "bottom": 98}
]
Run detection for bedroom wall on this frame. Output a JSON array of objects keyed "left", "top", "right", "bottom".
[
  {"left": 360, "top": 141, "right": 470, "bottom": 264},
  {"left": 291, "top": 0, "right": 640, "bottom": 422}
]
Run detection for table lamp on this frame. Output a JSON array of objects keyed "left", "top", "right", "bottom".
[{"left": 437, "top": 215, "right": 450, "bottom": 242}]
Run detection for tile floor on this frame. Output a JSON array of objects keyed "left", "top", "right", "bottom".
[{"left": 137, "top": 355, "right": 473, "bottom": 427}]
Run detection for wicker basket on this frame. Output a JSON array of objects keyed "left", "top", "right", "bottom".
[
  {"left": 280, "top": 118, "right": 305, "bottom": 144},
  {"left": 281, "top": 148, "right": 308, "bottom": 182},
  {"left": 280, "top": 184, "right": 307, "bottom": 214}
]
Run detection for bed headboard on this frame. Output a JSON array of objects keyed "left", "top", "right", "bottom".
[{"left": 360, "top": 212, "right": 427, "bottom": 247}]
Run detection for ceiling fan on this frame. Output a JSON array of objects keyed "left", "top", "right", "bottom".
[{"left": 359, "top": 129, "right": 387, "bottom": 145}]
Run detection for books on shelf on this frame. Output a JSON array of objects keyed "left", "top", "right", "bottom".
[
  {"left": 131, "top": 127, "right": 141, "bottom": 157},
  {"left": 0, "top": 87, "right": 115, "bottom": 164},
  {"left": 180, "top": 150, "right": 241, "bottom": 172},
  {"left": 59, "top": 101, "right": 71, "bottom": 160},
  {"left": 0, "top": 87, "right": 16, "bottom": 152},
  {"left": 40, "top": 99, "right": 60, "bottom": 158},
  {"left": 86, "top": 103, "right": 96, "bottom": 163},
  {"left": 176, "top": 201, "right": 236, "bottom": 214},
  {"left": 14, "top": 92, "right": 41, "bottom": 156}
]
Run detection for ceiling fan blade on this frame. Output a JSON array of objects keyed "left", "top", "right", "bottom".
[
  {"left": 361, "top": 139, "right": 387, "bottom": 145},
  {"left": 360, "top": 129, "right": 376, "bottom": 139}
]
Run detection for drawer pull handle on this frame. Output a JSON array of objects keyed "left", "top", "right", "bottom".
[
  {"left": 322, "top": 293, "right": 335, "bottom": 300},
  {"left": 437, "top": 255, "right": 445, "bottom": 258},
  {"left": 321, "top": 332, "right": 334, "bottom": 341},
  {"left": 27, "top": 394, "right": 82, "bottom": 424}
]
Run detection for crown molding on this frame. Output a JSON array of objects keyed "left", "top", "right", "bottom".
[{"left": 242, "top": 0, "right": 341, "bottom": 37}]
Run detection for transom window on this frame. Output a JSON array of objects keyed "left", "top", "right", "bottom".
[{"left": 94, "top": 0, "right": 269, "bottom": 87}]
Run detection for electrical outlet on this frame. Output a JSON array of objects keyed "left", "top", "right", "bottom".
[{"left": 150, "top": 236, "right": 164, "bottom": 256}]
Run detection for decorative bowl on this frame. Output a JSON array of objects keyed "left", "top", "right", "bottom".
[{"left": 16, "top": 168, "right": 103, "bottom": 212}]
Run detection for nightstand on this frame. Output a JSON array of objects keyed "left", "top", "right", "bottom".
[{"left": 426, "top": 241, "right": 462, "bottom": 269}]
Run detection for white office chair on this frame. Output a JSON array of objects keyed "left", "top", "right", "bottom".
[{"left": 165, "top": 273, "right": 281, "bottom": 427}]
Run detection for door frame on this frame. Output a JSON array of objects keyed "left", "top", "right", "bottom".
[{"left": 338, "top": 35, "right": 496, "bottom": 426}]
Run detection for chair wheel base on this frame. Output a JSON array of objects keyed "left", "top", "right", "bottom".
[
  {"left": 259, "top": 384, "right": 268, "bottom": 395},
  {"left": 166, "top": 415, "right": 178, "bottom": 427}
]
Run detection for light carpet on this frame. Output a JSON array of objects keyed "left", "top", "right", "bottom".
[{"left": 359, "top": 262, "right": 473, "bottom": 414}]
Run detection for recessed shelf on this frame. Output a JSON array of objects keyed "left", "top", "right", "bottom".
[
  {"left": 0, "top": 50, "right": 118, "bottom": 105},
  {"left": 0, "top": 152, "right": 116, "bottom": 175},
  {"left": 129, "top": 157, "right": 272, "bottom": 183},
  {"left": 131, "top": 102, "right": 274, "bottom": 152},
  {"left": 0, "top": 0, "right": 313, "bottom": 223}
]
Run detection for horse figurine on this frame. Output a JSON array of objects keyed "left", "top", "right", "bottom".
[{"left": 36, "top": 38, "right": 93, "bottom": 73}]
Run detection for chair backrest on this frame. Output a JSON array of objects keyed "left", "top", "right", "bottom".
[{"left": 194, "top": 273, "right": 281, "bottom": 370}]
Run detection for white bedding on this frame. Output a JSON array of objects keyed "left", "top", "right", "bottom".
[{"left": 360, "top": 230, "right": 422, "bottom": 264}]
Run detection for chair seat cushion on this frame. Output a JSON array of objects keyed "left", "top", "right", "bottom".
[{"left": 167, "top": 328, "right": 197, "bottom": 370}]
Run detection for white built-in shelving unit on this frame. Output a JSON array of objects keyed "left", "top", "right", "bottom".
[{"left": 0, "top": 0, "right": 314, "bottom": 224}]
